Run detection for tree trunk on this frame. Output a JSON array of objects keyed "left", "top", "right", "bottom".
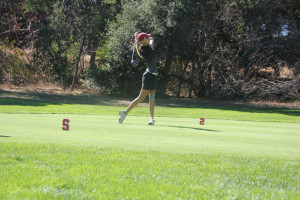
[
  {"left": 159, "top": 40, "right": 174, "bottom": 97},
  {"left": 90, "top": 50, "right": 97, "bottom": 70},
  {"left": 89, "top": 39, "right": 99, "bottom": 70},
  {"left": 206, "top": 65, "right": 212, "bottom": 97},
  {"left": 71, "top": 35, "right": 85, "bottom": 91},
  {"left": 196, "top": 56, "right": 206, "bottom": 97},
  {"left": 176, "top": 62, "right": 188, "bottom": 97}
]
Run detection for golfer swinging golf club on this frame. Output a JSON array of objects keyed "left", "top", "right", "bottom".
[{"left": 119, "top": 32, "right": 158, "bottom": 125}]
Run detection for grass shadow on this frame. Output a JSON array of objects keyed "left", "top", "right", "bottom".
[
  {"left": 157, "top": 98, "right": 300, "bottom": 118},
  {"left": 157, "top": 125, "right": 219, "bottom": 132},
  {"left": 0, "top": 89, "right": 117, "bottom": 106},
  {"left": 0, "top": 96, "right": 57, "bottom": 106},
  {"left": 0, "top": 89, "right": 299, "bottom": 118}
]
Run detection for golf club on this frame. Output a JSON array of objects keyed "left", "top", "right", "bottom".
[{"left": 131, "top": 34, "right": 138, "bottom": 65}]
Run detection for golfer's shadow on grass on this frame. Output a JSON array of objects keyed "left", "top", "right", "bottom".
[{"left": 157, "top": 125, "right": 219, "bottom": 132}]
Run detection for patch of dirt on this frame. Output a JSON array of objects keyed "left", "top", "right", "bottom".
[{"left": 0, "top": 81, "right": 92, "bottom": 95}]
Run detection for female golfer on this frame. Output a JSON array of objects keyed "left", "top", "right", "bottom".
[{"left": 119, "top": 32, "right": 158, "bottom": 125}]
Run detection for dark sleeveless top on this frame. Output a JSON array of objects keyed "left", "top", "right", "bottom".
[{"left": 140, "top": 46, "right": 157, "bottom": 73}]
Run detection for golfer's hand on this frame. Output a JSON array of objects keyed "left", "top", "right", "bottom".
[
  {"left": 134, "top": 32, "right": 139, "bottom": 37},
  {"left": 149, "top": 37, "right": 154, "bottom": 48}
]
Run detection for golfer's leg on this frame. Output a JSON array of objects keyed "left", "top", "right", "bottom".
[
  {"left": 149, "top": 90, "right": 156, "bottom": 119},
  {"left": 125, "top": 89, "right": 149, "bottom": 115}
]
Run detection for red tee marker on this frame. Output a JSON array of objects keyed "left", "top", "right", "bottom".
[
  {"left": 62, "top": 119, "right": 70, "bottom": 131},
  {"left": 199, "top": 118, "right": 205, "bottom": 125}
]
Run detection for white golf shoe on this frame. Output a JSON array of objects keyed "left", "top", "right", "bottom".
[
  {"left": 119, "top": 110, "right": 126, "bottom": 124},
  {"left": 148, "top": 119, "right": 155, "bottom": 125}
]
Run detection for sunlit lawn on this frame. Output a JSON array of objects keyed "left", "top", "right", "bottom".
[{"left": 0, "top": 95, "right": 299, "bottom": 199}]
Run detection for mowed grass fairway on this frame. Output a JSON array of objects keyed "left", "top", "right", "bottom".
[{"left": 0, "top": 93, "right": 300, "bottom": 199}]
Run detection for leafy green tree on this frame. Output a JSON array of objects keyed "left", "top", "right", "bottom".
[
  {"left": 0, "top": 0, "right": 36, "bottom": 84},
  {"left": 100, "top": 0, "right": 299, "bottom": 101},
  {"left": 0, "top": 0, "right": 27, "bottom": 42},
  {"left": 24, "top": 0, "right": 120, "bottom": 90},
  {"left": 1, "top": 0, "right": 299, "bottom": 101},
  {"left": 101, "top": 0, "right": 196, "bottom": 95},
  {"left": 0, "top": 39, "right": 32, "bottom": 85},
  {"left": 27, "top": 1, "right": 74, "bottom": 89}
]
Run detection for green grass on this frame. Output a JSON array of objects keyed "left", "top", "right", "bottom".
[
  {"left": 0, "top": 97, "right": 299, "bottom": 122},
  {"left": 1, "top": 143, "right": 299, "bottom": 199},
  {"left": 0, "top": 95, "right": 300, "bottom": 199}
]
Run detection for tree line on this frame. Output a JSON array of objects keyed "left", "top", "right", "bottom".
[{"left": 1, "top": 0, "right": 299, "bottom": 101}]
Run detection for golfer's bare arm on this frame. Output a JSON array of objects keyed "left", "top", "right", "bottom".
[
  {"left": 136, "top": 41, "right": 142, "bottom": 58},
  {"left": 134, "top": 32, "right": 142, "bottom": 58},
  {"left": 149, "top": 37, "right": 154, "bottom": 49}
]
